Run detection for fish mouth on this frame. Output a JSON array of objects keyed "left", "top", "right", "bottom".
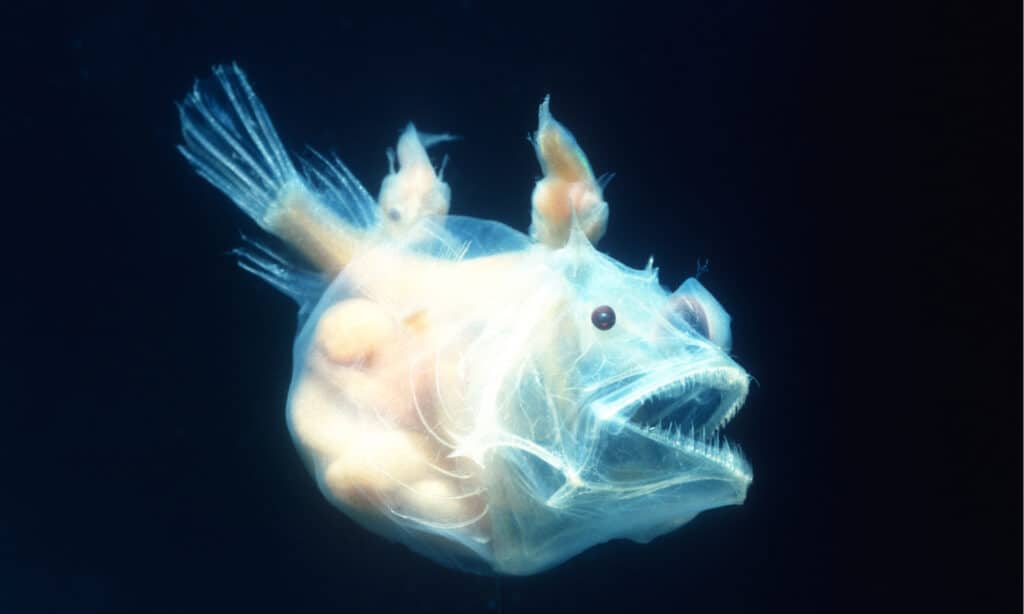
[{"left": 590, "top": 361, "right": 752, "bottom": 481}]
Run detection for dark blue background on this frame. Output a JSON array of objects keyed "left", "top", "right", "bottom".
[{"left": 5, "top": 2, "right": 1019, "bottom": 612}]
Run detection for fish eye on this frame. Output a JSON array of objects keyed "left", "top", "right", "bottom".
[{"left": 590, "top": 305, "right": 616, "bottom": 330}]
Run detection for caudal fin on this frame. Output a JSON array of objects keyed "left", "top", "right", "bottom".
[
  {"left": 178, "top": 63, "right": 379, "bottom": 276},
  {"left": 178, "top": 63, "right": 302, "bottom": 227}
]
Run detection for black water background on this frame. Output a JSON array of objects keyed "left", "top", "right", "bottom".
[{"left": 4, "top": 2, "right": 1019, "bottom": 612}]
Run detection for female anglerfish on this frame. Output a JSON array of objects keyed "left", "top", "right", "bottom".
[{"left": 179, "top": 64, "right": 751, "bottom": 575}]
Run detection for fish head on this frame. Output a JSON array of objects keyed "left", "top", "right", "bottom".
[{"left": 464, "top": 228, "right": 751, "bottom": 570}]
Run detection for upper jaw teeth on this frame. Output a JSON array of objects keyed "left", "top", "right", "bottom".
[
  {"left": 622, "top": 366, "right": 749, "bottom": 434},
  {"left": 602, "top": 365, "right": 751, "bottom": 481}
]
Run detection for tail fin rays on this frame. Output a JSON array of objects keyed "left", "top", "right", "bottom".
[
  {"left": 233, "top": 234, "right": 323, "bottom": 311},
  {"left": 179, "top": 63, "right": 378, "bottom": 281}
]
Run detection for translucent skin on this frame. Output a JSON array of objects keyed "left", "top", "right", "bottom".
[{"left": 179, "top": 64, "right": 752, "bottom": 575}]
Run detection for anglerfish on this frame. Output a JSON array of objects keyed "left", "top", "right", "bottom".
[{"left": 178, "top": 64, "right": 752, "bottom": 575}]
